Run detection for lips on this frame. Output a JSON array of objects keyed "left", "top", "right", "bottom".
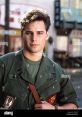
[{"left": 31, "top": 44, "right": 39, "bottom": 46}]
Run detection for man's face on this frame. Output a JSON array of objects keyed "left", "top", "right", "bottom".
[{"left": 22, "top": 21, "right": 48, "bottom": 54}]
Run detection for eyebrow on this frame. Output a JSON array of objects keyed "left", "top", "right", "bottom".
[
  {"left": 25, "top": 30, "right": 33, "bottom": 34},
  {"left": 25, "top": 30, "right": 44, "bottom": 33}
]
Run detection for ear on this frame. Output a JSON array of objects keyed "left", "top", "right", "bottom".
[{"left": 46, "top": 32, "right": 49, "bottom": 41}]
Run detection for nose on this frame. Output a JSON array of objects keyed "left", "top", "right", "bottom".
[{"left": 32, "top": 33, "right": 38, "bottom": 41}]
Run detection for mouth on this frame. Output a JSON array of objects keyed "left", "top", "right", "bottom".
[{"left": 31, "top": 44, "right": 39, "bottom": 47}]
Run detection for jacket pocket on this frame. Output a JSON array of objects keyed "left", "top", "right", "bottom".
[
  {"left": 38, "top": 77, "right": 60, "bottom": 101},
  {"left": 3, "top": 74, "right": 28, "bottom": 102}
]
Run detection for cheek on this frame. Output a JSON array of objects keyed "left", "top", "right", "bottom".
[
  {"left": 23, "top": 36, "right": 30, "bottom": 43},
  {"left": 41, "top": 39, "right": 46, "bottom": 47}
]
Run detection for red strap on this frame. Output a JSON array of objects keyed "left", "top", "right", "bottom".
[
  {"left": 28, "top": 83, "right": 57, "bottom": 105},
  {"left": 28, "top": 83, "right": 42, "bottom": 104}
]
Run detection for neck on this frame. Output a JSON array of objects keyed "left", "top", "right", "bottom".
[{"left": 23, "top": 50, "right": 43, "bottom": 61}]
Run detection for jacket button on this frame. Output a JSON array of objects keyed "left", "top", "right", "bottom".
[
  {"left": 53, "top": 86, "right": 55, "bottom": 89},
  {"left": 40, "top": 75, "right": 42, "bottom": 78},
  {"left": 2, "top": 64, "right": 4, "bottom": 68},
  {"left": 27, "top": 107, "right": 30, "bottom": 110},
  {"left": 65, "top": 97, "right": 68, "bottom": 100},
  {"left": 2, "top": 86, "right": 5, "bottom": 91},
  {"left": 13, "top": 74, "right": 17, "bottom": 78}
]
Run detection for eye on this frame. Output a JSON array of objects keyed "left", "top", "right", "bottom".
[
  {"left": 25, "top": 31, "right": 33, "bottom": 36},
  {"left": 37, "top": 31, "right": 44, "bottom": 35}
]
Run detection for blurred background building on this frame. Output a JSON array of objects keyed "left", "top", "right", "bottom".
[{"left": 54, "top": 0, "right": 82, "bottom": 68}]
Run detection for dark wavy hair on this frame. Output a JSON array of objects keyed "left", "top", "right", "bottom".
[{"left": 20, "top": 9, "right": 51, "bottom": 31}]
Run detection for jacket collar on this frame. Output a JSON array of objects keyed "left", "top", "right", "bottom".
[
  {"left": 14, "top": 49, "right": 33, "bottom": 83},
  {"left": 14, "top": 49, "right": 56, "bottom": 86}
]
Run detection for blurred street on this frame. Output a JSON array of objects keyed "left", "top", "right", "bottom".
[{"left": 65, "top": 68, "right": 82, "bottom": 108}]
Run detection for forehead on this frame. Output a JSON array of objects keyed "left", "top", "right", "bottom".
[{"left": 24, "top": 21, "right": 46, "bottom": 30}]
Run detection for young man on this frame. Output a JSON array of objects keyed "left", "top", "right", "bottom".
[{"left": 0, "top": 9, "right": 78, "bottom": 109}]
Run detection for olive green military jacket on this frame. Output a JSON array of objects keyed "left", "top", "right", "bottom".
[{"left": 0, "top": 50, "right": 78, "bottom": 109}]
